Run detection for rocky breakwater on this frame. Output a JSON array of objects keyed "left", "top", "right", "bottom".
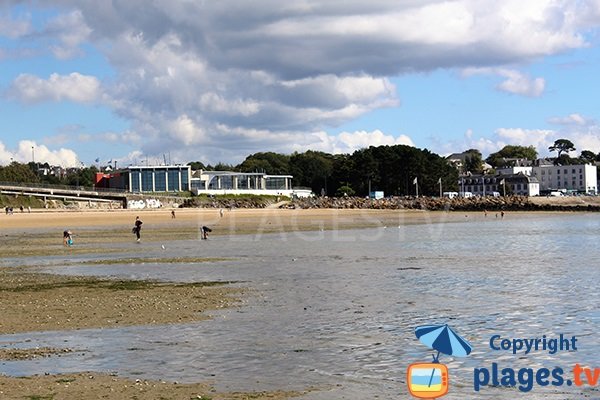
[
  {"left": 287, "top": 196, "right": 600, "bottom": 212},
  {"left": 180, "top": 196, "right": 277, "bottom": 209}
]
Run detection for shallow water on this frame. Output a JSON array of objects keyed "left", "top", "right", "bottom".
[{"left": 1, "top": 213, "right": 600, "bottom": 399}]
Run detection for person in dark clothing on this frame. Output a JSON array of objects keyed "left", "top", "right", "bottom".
[
  {"left": 201, "top": 225, "right": 212, "bottom": 240},
  {"left": 133, "top": 216, "right": 143, "bottom": 242}
]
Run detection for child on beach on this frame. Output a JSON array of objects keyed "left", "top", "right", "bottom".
[{"left": 63, "top": 230, "right": 73, "bottom": 246}]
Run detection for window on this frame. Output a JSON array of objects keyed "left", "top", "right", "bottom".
[
  {"left": 154, "top": 169, "right": 167, "bottom": 192},
  {"left": 131, "top": 171, "right": 140, "bottom": 192},
  {"left": 266, "top": 177, "right": 287, "bottom": 190},
  {"left": 181, "top": 169, "right": 189, "bottom": 190},
  {"left": 141, "top": 170, "right": 153, "bottom": 192},
  {"left": 168, "top": 170, "right": 179, "bottom": 191}
]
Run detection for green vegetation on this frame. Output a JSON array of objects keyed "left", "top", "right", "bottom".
[
  {"left": 0, "top": 273, "right": 233, "bottom": 293},
  {"left": 192, "top": 145, "right": 458, "bottom": 196},
  {"left": 485, "top": 145, "right": 538, "bottom": 168},
  {"left": 0, "top": 194, "right": 45, "bottom": 209}
]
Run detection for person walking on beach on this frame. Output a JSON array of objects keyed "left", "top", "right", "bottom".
[
  {"left": 133, "top": 216, "right": 143, "bottom": 242},
  {"left": 171, "top": 210, "right": 176, "bottom": 219}
]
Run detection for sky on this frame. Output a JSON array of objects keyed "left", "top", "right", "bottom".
[{"left": 1, "top": 0, "right": 600, "bottom": 168}]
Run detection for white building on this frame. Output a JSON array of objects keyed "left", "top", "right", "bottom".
[
  {"left": 459, "top": 173, "right": 539, "bottom": 196},
  {"left": 190, "top": 170, "right": 296, "bottom": 197},
  {"left": 531, "top": 164, "right": 597, "bottom": 194},
  {"left": 497, "top": 166, "right": 533, "bottom": 176}
]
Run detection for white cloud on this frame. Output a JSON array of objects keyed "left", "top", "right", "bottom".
[
  {"left": 445, "top": 116, "right": 600, "bottom": 159},
  {"left": 44, "top": 10, "right": 92, "bottom": 59},
  {"left": 495, "top": 128, "right": 556, "bottom": 147},
  {"left": 463, "top": 67, "right": 546, "bottom": 97},
  {"left": 316, "top": 129, "right": 415, "bottom": 154},
  {"left": 9, "top": 72, "right": 102, "bottom": 104},
  {"left": 5, "top": 1, "right": 600, "bottom": 162},
  {"left": 0, "top": 140, "right": 80, "bottom": 167},
  {"left": 548, "top": 113, "right": 589, "bottom": 126}
]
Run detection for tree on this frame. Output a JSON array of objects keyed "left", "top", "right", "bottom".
[
  {"left": 0, "top": 162, "right": 39, "bottom": 183},
  {"left": 548, "top": 139, "right": 576, "bottom": 158},
  {"left": 579, "top": 150, "right": 597, "bottom": 164},
  {"left": 486, "top": 145, "right": 538, "bottom": 168},
  {"left": 289, "top": 151, "right": 333, "bottom": 194},
  {"left": 187, "top": 161, "right": 206, "bottom": 170},
  {"left": 212, "top": 162, "right": 236, "bottom": 171},
  {"left": 335, "top": 184, "right": 355, "bottom": 197},
  {"left": 463, "top": 149, "right": 483, "bottom": 174},
  {"left": 237, "top": 152, "right": 290, "bottom": 174}
]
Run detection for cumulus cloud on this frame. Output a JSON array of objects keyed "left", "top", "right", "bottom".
[
  {"left": 548, "top": 113, "right": 590, "bottom": 126},
  {"left": 0, "top": 140, "right": 80, "bottom": 167},
  {"left": 446, "top": 114, "right": 600, "bottom": 159},
  {"left": 308, "top": 129, "right": 415, "bottom": 155},
  {"left": 462, "top": 67, "right": 546, "bottom": 97},
  {"left": 5, "top": 1, "right": 600, "bottom": 162},
  {"left": 9, "top": 72, "right": 102, "bottom": 104},
  {"left": 43, "top": 10, "right": 92, "bottom": 59}
]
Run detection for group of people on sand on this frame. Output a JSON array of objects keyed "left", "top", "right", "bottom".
[
  {"left": 4, "top": 206, "right": 31, "bottom": 214},
  {"left": 63, "top": 212, "right": 214, "bottom": 246}
]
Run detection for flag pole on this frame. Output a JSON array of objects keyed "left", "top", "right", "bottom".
[{"left": 413, "top": 177, "right": 419, "bottom": 197}]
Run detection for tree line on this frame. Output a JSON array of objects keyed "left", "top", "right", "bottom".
[
  {"left": 0, "top": 162, "right": 99, "bottom": 187},
  {"left": 2, "top": 138, "right": 597, "bottom": 197},
  {"left": 190, "top": 145, "right": 459, "bottom": 197}
]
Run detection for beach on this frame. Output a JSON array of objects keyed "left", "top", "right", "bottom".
[
  {"left": 0, "top": 207, "right": 596, "bottom": 399},
  {"left": 0, "top": 207, "right": 456, "bottom": 400}
]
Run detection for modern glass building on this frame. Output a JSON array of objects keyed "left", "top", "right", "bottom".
[
  {"left": 114, "top": 165, "right": 191, "bottom": 193},
  {"left": 190, "top": 170, "right": 293, "bottom": 196}
]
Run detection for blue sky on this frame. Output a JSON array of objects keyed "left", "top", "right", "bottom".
[{"left": 1, "top": 1, "right": 600, "bottom": 167}]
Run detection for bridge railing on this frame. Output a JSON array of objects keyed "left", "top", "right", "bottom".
[{"left": 0, "top": 181, "right": 128, "bottom": 195}]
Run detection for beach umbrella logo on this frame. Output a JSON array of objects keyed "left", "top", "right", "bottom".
[{"left": 407, "top": 324, "right": 472, "bottom": 399}]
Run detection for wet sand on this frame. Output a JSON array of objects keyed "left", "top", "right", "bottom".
[
  {"left": 0, "top": 372, "right": 303, "bottom": 400},
  {"left": 0, "top": 207, "right": 557, "bottom": 399}
]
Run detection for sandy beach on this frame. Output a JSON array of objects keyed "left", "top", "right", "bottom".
[{"left": 0, "top": 207, "right": 578, "bottom": 399}]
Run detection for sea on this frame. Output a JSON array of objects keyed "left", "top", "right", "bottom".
[{"left": 1, "top": 212, "right": 599, "bottom": 399}]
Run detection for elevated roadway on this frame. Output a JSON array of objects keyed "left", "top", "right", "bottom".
[{"left": 0, "top": 182, "right": 128, "bottom": 208}]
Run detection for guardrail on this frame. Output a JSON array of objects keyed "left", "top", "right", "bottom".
[{"left": 0, "top": 181, "right": 128, "bottom": 195}]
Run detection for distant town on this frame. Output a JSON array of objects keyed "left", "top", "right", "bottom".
[{"left": 0, "top": 139, "right": 598, "bottom": 199}]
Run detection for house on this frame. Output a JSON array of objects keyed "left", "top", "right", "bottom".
[{"left": 459, "top": 173, "right": 539, "bottom": 196}]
